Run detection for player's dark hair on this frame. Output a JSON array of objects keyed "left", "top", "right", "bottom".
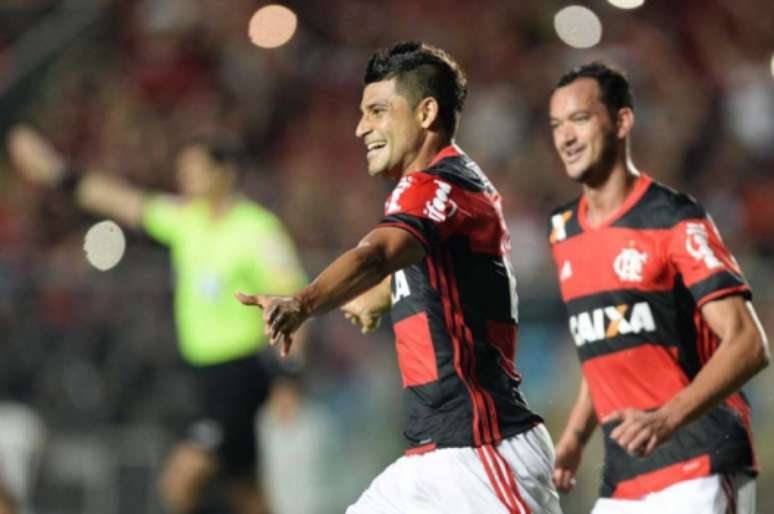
[
  {"left": 555, "top": 61, "right": 634, "bottom": 120},
  {"left": 364, "top": 41, "right": 467, "bottom": 137}
]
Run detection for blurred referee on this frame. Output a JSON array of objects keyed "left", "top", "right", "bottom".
[{"left": 7, "top": 126, "right": 307, "bottom": 514}]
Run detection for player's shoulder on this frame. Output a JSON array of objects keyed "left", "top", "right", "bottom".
[
  {"left": 423, "top": 151, "right": 494, "bottom": 194},
  {"left": 616, "top": 178, "right": 707, "bottom": 230}
]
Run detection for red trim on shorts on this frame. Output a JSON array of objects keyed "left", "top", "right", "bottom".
[
  {"left": 721, "top": 473, "right": 737, "bottom": 514},
  {"left": 476, "top": 447, "right": 514, "bottom": 512},
  {"left": 612, "top": 454, "right": 711, "bottom": 498},
  {"left": 489, "top": 444, "right": 531, "bottom": 514},
  {"left": 404, "top": 442, "right": 437, "bottom": 456}
]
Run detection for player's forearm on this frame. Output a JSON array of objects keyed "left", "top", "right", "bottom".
[
  {"left": 659, "top": 319, "right": 768, "bottom": 430},
  {"left": 296, "top": 244, "right": 394, "bottom": 318},
  {"left": 560, "top": 378, "right": 598, "bottom": 446},
  {"left": 75, "top": 172, "right": 147, "bottom": 228}
]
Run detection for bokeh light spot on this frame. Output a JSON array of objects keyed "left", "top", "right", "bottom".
[
  {"left": 84, "top": 220, "right": 126, "bottom": 271},
  {"left": 554, "top": 6, "right": 602, "bottom": 49},
  {"left": 607, "top": 0, "right": 645, "bottom": 9},
  {"left": 248, "top": 4, "right": 298, "bottom": 49}
]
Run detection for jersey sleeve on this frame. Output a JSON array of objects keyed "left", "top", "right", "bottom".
[
  {"left": 667, "top": 211, "right": 751, "bottom": 307},
  {"left": 141, "top": 195, "right": 184, "bottom": 246},
  {"left": 377, "top": 172, "right": 466, "bottom": 249}
]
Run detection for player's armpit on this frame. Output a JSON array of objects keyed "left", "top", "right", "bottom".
[{"left": 359, "top": 226, "right": 427, "bottom": 271}]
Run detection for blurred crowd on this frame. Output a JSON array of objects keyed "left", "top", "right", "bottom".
[{"left": 0, "top": 1, "right": 772, "bottom": 513}]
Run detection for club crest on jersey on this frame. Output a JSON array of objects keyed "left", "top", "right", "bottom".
[
  {"left": 569, "top": 301, "right": 656, "bottom": 346},
  {"left": 423, "top": 180, "right": 457, "bottom": 222},
  {"left": 386, "top": 176, "right": 413, "bottom": 214},
  {"left": 613, "top": 248, "right": 648, "bottom": 282},
  {"left": 550, "top": 211, "right": 572, "bottom": 243},
  {"left": 685, "top": 222, "right": 721, "bottom": 269}
]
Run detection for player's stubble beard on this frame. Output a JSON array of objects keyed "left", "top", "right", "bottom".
[{"left": 573, "top": 127, "right": 620, "bottom": 189}]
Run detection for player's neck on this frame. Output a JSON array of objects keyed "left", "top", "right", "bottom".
[
  {"left": 582, "top": 160, "right": 640, "bottom": 228},
  {"left": 400, "top": 133, "right": 451, "bottom": 177}
]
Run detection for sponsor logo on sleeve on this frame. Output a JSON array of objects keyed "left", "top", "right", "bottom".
[
  {"left": 422, "top": 180, "right": 457, "bottom": 222},
  {"left": 685, "top": 222, "right": 721, "bottom": 269},
  {"left": 386, "top": 176, "right": 413, "bottom": 214}
]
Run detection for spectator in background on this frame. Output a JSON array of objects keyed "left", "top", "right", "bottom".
[
  {"left": 547, "top": 62, "right": 769, "bottom": 513},
  {"left": 6, "top": 126, "right": 307, "bottom": 514}
]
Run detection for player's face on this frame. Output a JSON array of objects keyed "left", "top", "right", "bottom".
[
  {"left": 176, "top": 145, "right": 223, "bottom": 197},
  {"left": 550, "top": 78, "right": 618, "bottom": 183},
  {"left": 356, "top": 78, "right": 423, "bottom": 179}
]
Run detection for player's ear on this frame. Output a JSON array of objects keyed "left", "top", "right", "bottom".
[
  {"left": 416, "top": 97, "right": 439, "bottom": 130},
  {"left": 616, "top": 107, "right": 634, "bottom": 139}
]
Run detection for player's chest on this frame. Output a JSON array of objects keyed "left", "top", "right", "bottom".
[{"left": 552, "top": 228, "right": 674, "bottom": 300}]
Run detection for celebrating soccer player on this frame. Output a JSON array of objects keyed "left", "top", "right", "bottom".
[
  {"left": 547, "top": 62, "right": 769, "bottom": 513},
  {"left": 237, "top": 41, "right": 562, "bottom": 513}
]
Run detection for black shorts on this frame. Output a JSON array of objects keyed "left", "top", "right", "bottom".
[{"left": 184, "top": 351, "right": 275, "bottom": 478}]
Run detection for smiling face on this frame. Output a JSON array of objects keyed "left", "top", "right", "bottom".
[
  {"left": 550, "top": 78, "right": 622, "bottom": 184},
  {"left": 355, "top": 78, "right": 424, "bottom": 179}
]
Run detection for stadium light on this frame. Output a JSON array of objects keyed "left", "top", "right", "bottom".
[
  {"left": 607, "top": 0, "right": 645, "bottom": 9},
  {"left": 248, "top": 4, "right": 298, "bottom": 49},
  {"left": 554, "top": 6, "right": 602, "bottom": 49}
]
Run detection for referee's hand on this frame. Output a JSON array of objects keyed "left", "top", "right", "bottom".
[
  {"left": 236, "top": 292, "right": 308, "bottom": 357},
  {"left": 7, "top": 125, "right": 67, "bottom": 187}
]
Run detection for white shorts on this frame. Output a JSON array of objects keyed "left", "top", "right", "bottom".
[
  {"left": 346, "top": 424, "right": 561, "bottom": 514},
  {"left": 592, "top": 473, "right": 755, "bottom": 514}
]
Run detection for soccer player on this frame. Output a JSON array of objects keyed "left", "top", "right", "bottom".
[
  {"left": 547, "top": 62, "right": 769, "bottom": 513},
  {"left": 236, "top": 41, "right": 562, "bottom": 514},
  {"left": 7, "top": 127, "right": 306, "bottom": 514}
]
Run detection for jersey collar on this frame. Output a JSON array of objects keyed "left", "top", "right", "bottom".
[{"left": 578, "top": 173, "right": 652, "bottom": 231}]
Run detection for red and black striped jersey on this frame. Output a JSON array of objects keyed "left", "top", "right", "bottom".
[
  {"left": 378, "top": 145, "right": 541, "bottom": 454},
  {"left": 549, "top": 173, "right": 755, "bottom": 498}
]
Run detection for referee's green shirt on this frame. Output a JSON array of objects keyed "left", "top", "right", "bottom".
[{"left": 142, "top": 196, "right": 306, "bottom": 366}]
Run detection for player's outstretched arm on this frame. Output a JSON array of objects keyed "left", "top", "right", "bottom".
[
  {"left": 606, "top": 296, "right": 769, "bottom": 457},
  {"left": 341, "top": 275, "right": 392, "bottom": 334},
  {"left": 7, "top": 125, "right": 147, "bottom": 228},
  {"left": 236, "top": 227, "right": 424, "bottom": 356},
  {"left": 553, "top": 376, "right": 597, "bottom": 493}
]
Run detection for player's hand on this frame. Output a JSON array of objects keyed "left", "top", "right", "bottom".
[
  {"left": 235, "top": 292, "right": 309, "bottom": 357},
  {"left": 6, "top": 125, "right": 67, "bottom": 187},
  {"left": 341, "top": 296, "right": 382, "bottom": 334},
  {"left": 553, "top": 435, "right": 583, "bottom": 493},
  {"left": 603, "top": 408, "right": 677, "bottom": 458}
]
